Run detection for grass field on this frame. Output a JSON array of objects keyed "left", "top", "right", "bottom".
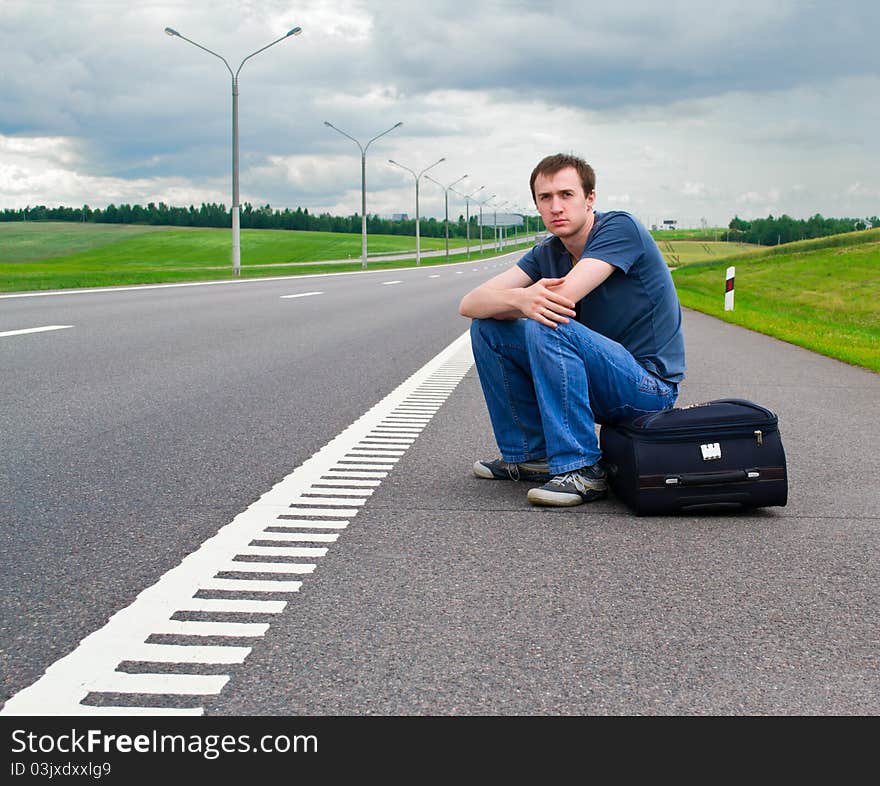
[
  {"left": 672, "top": 230, "right": 880, "bottom": 372},
  {"left": 654, "top": 239, "right": 759, "bottom": 266},
  {"left": 3, "top": 221, "right": 876, "bottom": 373},
  {"left": 0, "top": 222, "right": 529, "bottom": 290}
]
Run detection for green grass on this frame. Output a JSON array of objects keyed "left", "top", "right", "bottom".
[
  {"left": 0, "top": 222, "right": 167, "bottom": 263},
  {"left": 672, "top": 234, "right": 880, "bottom": 372},
  {"left": 655, "top": 239, "right": 759, "bottom": 267},
  {"left": 0, "top": 222, "right": 530, "bottom": 291},
  {"left": 650, "top": 228, "right": 727, "bottom": 241}
]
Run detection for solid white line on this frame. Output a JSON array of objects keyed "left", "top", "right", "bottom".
[
  {"left": 88, "top": 672, "right": 229, "bottom": 696},
  {"left": 295, "top": 495, "right": 367, "bottom": 506},
  {"left": 201, "top": 578, "right": 303, "bottom": 592},
  {"left": 266, "top": 519, "right": 350, "bottom": 529},
  {"left": 153, "top": 620, "right": 270, "bottom": 637},
  {"left": 301, "top": 486, "right": 374, "bottom": 496},
  {"left": 255, "top": 532, "right": 340, "bottom": 543},
  {"left": 0, "top": 325, "right": 73, "bottom": 338},
  {"left": 176, "top": 598, "right": 287, "bottom": 614},
  {"left": 1, "top": 329, "right": 474, "bottom": 716},
  {"left": 239, "top": 545, "right": 328, "bottom": 558},
  {"left": 124, "top": 643, "right": 252, "bottom": 665},
  {"left": 312, "top": 478, "right": 381, "bottom": 486},
  {"left": 223, "top": 561, "right": 316, "bottom": 575},
  {"left": 280, "top": 291, "right": 324, "bottom": 299},
  {"left": 281, "top": 506, "right": 361, "bottom": 517}
]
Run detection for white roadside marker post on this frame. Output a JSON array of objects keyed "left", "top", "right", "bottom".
[{"left": 725, "top": 266, "right": 735, "bottom": 311}]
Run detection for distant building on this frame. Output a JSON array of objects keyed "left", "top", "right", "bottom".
[
  {"left": 391, "top": 213, "right": 409, "bottom": 222},
  {"left": 661, "top": 219, "right": 678, "bottom": 230}
]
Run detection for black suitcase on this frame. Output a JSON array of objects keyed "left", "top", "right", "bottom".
[{"left": 599, "top": 398, "right": 788, "bottom": 515}]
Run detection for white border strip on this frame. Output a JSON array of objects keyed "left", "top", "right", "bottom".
[
  {"left": 1, "top": 329, "right": 474, "bottom": 716},
  {"left": 0, "top": 325, "right": 73, "bottom": 338}
]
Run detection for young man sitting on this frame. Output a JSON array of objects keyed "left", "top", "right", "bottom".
[{"left": 459, "top": 153, "right": 685, "bottom": 507}]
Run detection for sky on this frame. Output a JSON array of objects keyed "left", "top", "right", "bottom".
[{"left": 1, "top": 0, "right": 878, "bottom": 228}]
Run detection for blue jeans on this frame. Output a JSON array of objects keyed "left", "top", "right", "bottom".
[{"left": 470, "top": 318, "right": 678, "bottom": 475}]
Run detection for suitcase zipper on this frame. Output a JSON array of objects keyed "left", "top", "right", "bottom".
[{"left": 665, "top": 469, "right": 761, "bottom": 486}]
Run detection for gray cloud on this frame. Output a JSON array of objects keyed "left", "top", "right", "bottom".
[{"left": 1, "top": 0, "right": 878, "bottom": 224}]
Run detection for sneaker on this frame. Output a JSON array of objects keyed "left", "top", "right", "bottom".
[
  {"left": 473, "top": 457, "right": 551, "bottom": 482},
  {"left": 526, "top": 463, "right": 608, "bottom": 507}
]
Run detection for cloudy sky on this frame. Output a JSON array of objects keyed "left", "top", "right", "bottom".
[{"left": 1, "top": 0, "right": 878, "bottom": 227}]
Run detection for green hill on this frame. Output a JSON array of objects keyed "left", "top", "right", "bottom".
[
  {"left": 672, "top": 229, "right": 880, "bottom": 372},
  {"left": 0, "top": 222, "right": 519, "bottom": 291}
]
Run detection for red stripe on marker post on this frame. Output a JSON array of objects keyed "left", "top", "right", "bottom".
[{"left": 724, "top": 266, "right": 735, "bottom": 311}]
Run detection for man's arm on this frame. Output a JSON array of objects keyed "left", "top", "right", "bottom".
[
  {"left": 458, "top": 264, "right": 577, "bottom": 328},
  {"left": 546, "top": 257, "right": 617, "bottom": 307}
]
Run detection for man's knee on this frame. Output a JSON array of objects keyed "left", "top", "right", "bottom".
[
  {"left": 470, "top": 317, "right": 524, "bottom": 348},
  {"left": 523, "top": 317, "right": 578, "bottom": 349}
]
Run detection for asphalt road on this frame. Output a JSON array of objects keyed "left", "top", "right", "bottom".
[{"left": 1, "top": 257, "right": 878, "bottom": 715}]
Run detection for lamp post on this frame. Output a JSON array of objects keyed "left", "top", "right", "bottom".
[
  {"left": 425, "top": 174, "right": 468, "bottom": 260},
  {"left": 324, "top": 121, "right": 402, "bottom": 269},
  {"left": 450, "top": 185, "right": 484, "bottom": 259},
  {"left": 165, "top": 25, "right": 302, "bottom": 277},
  {"left": 473, "top": 193, "right": 496, "bottom": 253},
  {"left": 387, "top": 157, "right": 445, "bottom": 265}
]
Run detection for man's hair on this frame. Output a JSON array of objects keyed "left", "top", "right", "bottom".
[{"left": 530, "top": 154, "right": 596, "bottom": 202}]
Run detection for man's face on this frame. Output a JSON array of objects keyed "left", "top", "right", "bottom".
[{"left": 533, "top": 167, "right": 595, "bottom": 241}]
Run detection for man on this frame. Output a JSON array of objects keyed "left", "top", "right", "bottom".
[{"left": 459, "top": 153, "right": 685, "bottom": 507}]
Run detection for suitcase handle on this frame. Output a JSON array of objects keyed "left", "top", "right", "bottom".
[{"left": 665, "top": 469, "right": 760, "bottom": 486}]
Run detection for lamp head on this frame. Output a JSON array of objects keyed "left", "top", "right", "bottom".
[
  {"left": 287, "top": 27, "right": 303, "bottom": 36},
  {"left": 164, "top": 27, "right": 180, "bottom": 37}
]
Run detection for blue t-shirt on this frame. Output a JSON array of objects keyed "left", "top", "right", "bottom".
[{"left": 517, "top": 210, "right": 686, "bottom": 384}]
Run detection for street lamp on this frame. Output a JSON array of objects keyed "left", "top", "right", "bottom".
[
  {"left": 324, "top": 121, "right": 403, "bottom": 269},
  {"left": 387, "top": 157, "right": 445, "bottom": 266},
  {"left": 424, "top": 174, "right": 468, "bottom": 261},
  {"left": 164, "top": 25, "right": 302, "bottom": 276},
  {"left": 450, "top": 185, "right": 484, "bottom": 259},
  {"left": 473, "top": 193, "right": 496, "bottom": 253}
]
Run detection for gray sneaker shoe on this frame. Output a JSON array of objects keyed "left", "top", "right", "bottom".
[
  {"left": 526, "top": 463, "right": 607, "bottom": 507},
  {"left": 474, "top": 458, "right": 551, "bottom": 482}
]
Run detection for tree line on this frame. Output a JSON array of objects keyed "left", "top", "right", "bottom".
[
  {"left": 3, "top": 203, "right": 875, "bottom": 245},
  {"left": 726, "top": 213, "right": 878, "bottom": 245},
  {"left": 0, "top": 202, "right": 507, "bottom": 239}
]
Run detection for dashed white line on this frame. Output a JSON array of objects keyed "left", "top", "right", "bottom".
[
  {"left": 1, "top": 329, "right": 474, "bottom": 716},
  {"left": 280, "top": 291, "right": 323, "bottom": 299},
  {"left": 381, "top": 280, "right": 403, "bottom": 285},
  {"left": 0, "top": 325, "right": 73, "bottom": 338}
]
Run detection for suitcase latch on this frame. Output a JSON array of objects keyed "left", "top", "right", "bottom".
[
  {"left": 754, "top": 430, "right": 763, "bottom": 446},
  {"left": 700, "top": 442, "right": 722, "bottom": 460}
]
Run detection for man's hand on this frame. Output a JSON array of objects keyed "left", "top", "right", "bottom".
[{"left": 515, "top": 278, "right": 577, "bottom": 328}]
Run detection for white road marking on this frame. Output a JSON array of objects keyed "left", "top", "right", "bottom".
[
  {"left": 381, "top": 280, "right": 402, "bottom": 285},
  {"left": 0, "top": 325, "right": 72, "bottom": 338},
  {"left": 0, "top": 329, "right": 474, "bottom": 716},
  {"left": 280, "top": 291, "right": 323, "bottom": 299},
  {"left": 428, "top": 274, "right": 440, "bottom": 278}
]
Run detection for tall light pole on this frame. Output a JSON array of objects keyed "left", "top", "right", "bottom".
[
  {"left": 451, "top": 185, "right": 484, "bottom": 259},
  {"left": 474, "top": 193, "right": 496, "bottom": 253},
  {"left": 425, "top": 174, "right": 468, "bottom": 260},
  {"left": 164, "top": 25, "right": 302, "bottom": 276},
  {"left": 324, "top": 121, "right": 402, "bottom": 269},
  {"left": 387, "top": 157, "right": 445, "bottom": 266}
]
